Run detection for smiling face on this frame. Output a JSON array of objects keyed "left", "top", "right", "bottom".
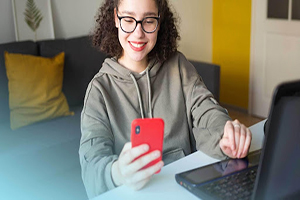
[{"left": 115, "top": 0, "right": 159, "bottom": 72}]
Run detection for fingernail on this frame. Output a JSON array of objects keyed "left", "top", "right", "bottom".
[
  {"left": 160, "top": 162, "right": 164, "bottom": 167},
  {"left": 153, "top": 151, "right": 160, "bottom": 158},
  {"left": 158, "top": 161, "right": 164, "bottom": 168},
  {"left": 144, "top": 145, "right": 149, "bottom": 151}
]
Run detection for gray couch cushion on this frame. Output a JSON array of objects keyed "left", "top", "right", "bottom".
[
  {"left": 190, "top": 60, "right": 220, "bottom": 101},
  {"left": 38, "top": 36, "right": 107, "bottom": 107},
  {"left": 0, "top": 106, "right": 82, "bottom": 156},
  {"left": 0, "top": 106, "right": 87, "bottom": 200},
  {"left": 0, "top": 41, "right": 38, "bottom": 125}
]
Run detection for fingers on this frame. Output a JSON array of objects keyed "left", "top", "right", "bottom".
[
  {"left": 126, "top": 161, "right": 164, "bottom": 189},
  {"left": 119, "top": 142, "right": 132, "bottom": 157},
  {"left": 219, "top": 137, "right": 232, "bottom": 156},
  {"left": 120, "top": 143, "right": 150, "bottom": 166},
  {"left": 233, "top": 123, "right": 240, "bottom": 156},
  {"left": 224, "top": 121, "right": 235, "bottom": 151},
  {"left": 235, "top": 123, "right": 252, "bottom": 158},
  {"left": 221, "top": 120, "right": 252, "bottom": 158},
  {"left": 242, "top": 128, "right": 252, "bottom": 157},
  {"left": 122, "top": 150, "right": 161, "bottom": 176},
  {"left": 236, "top": 124, "right": 246, "bottom": 158},
  {"left": 115, "top": 142, "right": 164, "bottom": 191}
]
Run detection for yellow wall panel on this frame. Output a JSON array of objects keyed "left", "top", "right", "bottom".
[{"left": 213, "top": 0, "right": 251, "bottom": 109}]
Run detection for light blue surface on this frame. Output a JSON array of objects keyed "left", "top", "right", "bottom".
[{"left": 0, "top": 106, "right": 88, "bottom": 200}]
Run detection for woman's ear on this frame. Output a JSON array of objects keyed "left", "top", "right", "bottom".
[{"left": 114, "top": 8, "right": 119, "bottom": 28}]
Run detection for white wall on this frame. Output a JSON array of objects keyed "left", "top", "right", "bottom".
[
  {"left": 0, "top": 0, "right": 103, "bottom": 44},
  {"left": 0, "top": 1, "right": 16, "bottom": 44},
  {"left": 170, "top": 0, "right": 212, "bottom": 62},
  {"left": 0, "top": 0, "right": 212, "bottom": 62},
  {"left": 51, "top": 0, "right": 103, "bottom": 39}
]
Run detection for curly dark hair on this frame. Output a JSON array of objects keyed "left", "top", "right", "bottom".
[{"left": 92, "top": 0, "right": 180, "bottom": 63}]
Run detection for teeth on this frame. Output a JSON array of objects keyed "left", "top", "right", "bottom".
[{"left": 130, "top": 42, "right": 145, "bottom": 48}]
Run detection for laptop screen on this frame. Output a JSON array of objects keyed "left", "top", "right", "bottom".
[{"left": 253, "top": 95, "right": 300, "bottom": 199}]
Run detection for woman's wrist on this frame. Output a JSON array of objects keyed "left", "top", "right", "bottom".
[{"left": 111, "top": 160, "right": 122, "bottom": 187}]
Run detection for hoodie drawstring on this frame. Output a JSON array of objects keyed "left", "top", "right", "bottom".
[
  {"left": 129, "top": 69, "right": 153, "bottom": 119},
  {"left": 146, "top": 70, "right": 153, "bottom": 118}
]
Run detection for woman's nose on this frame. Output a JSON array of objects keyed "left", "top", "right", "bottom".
[{"left": 133, "top": 23, "right": 145, "bottom": 37}]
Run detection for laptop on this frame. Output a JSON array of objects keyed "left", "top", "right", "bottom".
[{"left": 175, "top": 80, "right": 300, "bottom": 200}]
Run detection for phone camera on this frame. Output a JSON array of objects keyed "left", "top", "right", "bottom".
[{"left": 135, "top": 126, "right": 140, "bottom": 134}]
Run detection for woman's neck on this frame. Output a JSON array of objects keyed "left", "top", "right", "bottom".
[{"left": 118, "top": 56, "right": 149, "bottom": 73}]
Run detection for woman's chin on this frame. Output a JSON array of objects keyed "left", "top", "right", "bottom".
[{"left": 128, "top": 54, "right": 148, "bottom": 63}]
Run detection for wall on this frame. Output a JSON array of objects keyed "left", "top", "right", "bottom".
[
  {"left": 170, "top": 0, "right": 213, "bottom": 63},
  {"left": 212, "top": 0, "right": 252, "bottom": 109},
  {"left": 0, "top": 0, "right": 103, "bottom": 44},
  {"left": 0, "top": 0, "right": 251, "bottom": 110},
  {"left": 171, "top": 0, "right": 252, "bottom": 110},
  {"left": 51, "top": 0, "right": 103, "bottom": 39},
  {"left": 0, "top": 1, "right": 16, "bottom": 44},
  {"left": 0, "top": 0, "right": 213, "bottom": 64},
  {"left": 171, "top": 0, "right": 252, "bottom": 109},
  {"left": 0, "top": 0, "right": 255, "bottom": 110}
]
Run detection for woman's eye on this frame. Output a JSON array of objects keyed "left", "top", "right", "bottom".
[
  {"left": 145, "top": 19, "right": 155, "bottom": 24},
  {"left": 124, "top": 19, "right": 134, "bottom": 23}
]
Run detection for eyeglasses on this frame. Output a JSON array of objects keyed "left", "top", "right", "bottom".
[{"left": 117, "top": 13, "right": 160, "bottom": 33}]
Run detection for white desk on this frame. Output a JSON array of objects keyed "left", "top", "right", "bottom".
[{"left": 94, "top": 120, "right": 266, "bottom": 200}]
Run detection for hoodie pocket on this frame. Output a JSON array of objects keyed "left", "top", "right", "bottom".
[{"left": 163, "top": 148, "right": 185, "bottom": 165}]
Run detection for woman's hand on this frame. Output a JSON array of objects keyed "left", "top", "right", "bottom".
[
  {"left": 219, "top": 120, "right": 252, "bottom": 158},
  {"left": 111, "top": 142, "right": 164, "bottom": 190}
]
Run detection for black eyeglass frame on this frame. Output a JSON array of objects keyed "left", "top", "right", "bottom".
[{"left": 117, "top": 13, "right": 160, "bottom": 34}]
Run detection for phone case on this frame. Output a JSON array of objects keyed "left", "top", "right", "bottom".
[{"left": 131, "top": 118, "right": 164, "bottom": 173}]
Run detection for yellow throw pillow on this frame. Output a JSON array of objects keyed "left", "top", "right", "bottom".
[{"left": 4, "top": 51, "right": 74, "bottom": 130}]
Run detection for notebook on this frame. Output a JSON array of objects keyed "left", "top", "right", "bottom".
[{"left": 175, "top": 79, "right": 300, "bottom": 200}]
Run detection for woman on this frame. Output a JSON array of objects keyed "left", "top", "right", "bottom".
[{"left": 79, "top": 0, "right": 252, "bottom": 198}]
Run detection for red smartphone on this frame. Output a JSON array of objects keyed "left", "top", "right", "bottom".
[{"left": 131, "top": 118, "right": 164, "bottom": 173}]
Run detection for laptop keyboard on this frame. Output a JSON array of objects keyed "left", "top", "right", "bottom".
[{"left": 198, "top": 167, "right": 258, "bottom": 200}]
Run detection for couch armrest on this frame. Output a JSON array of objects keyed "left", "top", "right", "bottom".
[{"left": 189, "top": 60, "right": 220, "bottom": 102}]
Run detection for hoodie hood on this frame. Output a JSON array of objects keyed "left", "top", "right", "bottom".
[
  {"left": 100, "top": 57, "right": 162, "bottom": 81},
  {"left": 99, "top": 57, "right": 162, "bottom": 118}
]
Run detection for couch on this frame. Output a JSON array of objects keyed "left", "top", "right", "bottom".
[{"left": 0, "top": 35, "right": 220, "bottom": 200}]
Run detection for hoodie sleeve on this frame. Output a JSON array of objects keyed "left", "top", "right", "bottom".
[
  {"left": 177, "top": 52, "right": 231, "bottom": 159},
  {"left": 190, "top": 77, "right": 231, "bottom": 159},
  {"left": 79, "top": 78, "right": 118, "bottom": 198}
]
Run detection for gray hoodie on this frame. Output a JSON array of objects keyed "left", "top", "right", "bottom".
[{"left": 79, "top": 52, "right": 231, "bottom": 198}]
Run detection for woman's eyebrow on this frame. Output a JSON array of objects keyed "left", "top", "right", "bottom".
[
  {"left": 144, "top": 12, "right": 158, "bottom": 16},
  {"left": 120, "top": 10, "right": 135, "bottom": 15},
  {"left": 120, "top": 10, "right": 158, "bottom": 17}
]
